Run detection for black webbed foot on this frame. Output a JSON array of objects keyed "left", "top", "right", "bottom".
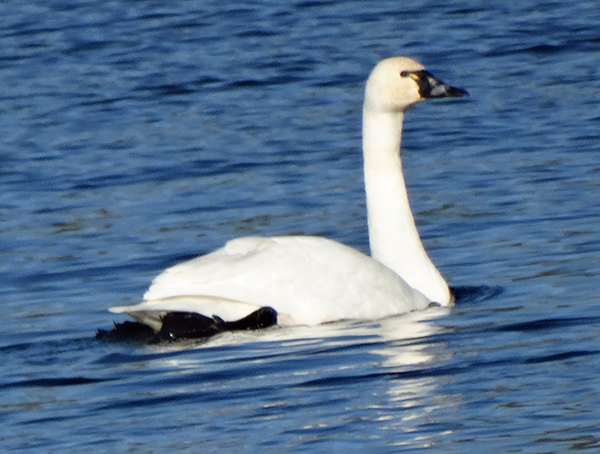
[
  {"left": 158, "top": 311, "right": 223, "bottom": 340},
  {"left": 158, "top": 306, "right": 278, "bottom": 340},
  {"left": 96, "top": 306, "right": 278, "bottom": 343},
  {"left": 220, "top": 306, "right": 278, "bottom": 332},
  {"left": 96, "top": 320, "right": 156, "bottom": 343}
]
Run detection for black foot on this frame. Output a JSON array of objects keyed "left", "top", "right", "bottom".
[
  {"left": 96, "top": 320, "right": 156, "bottom": 343},
  {"left": 97, "top": 306, "right": 278, "bottom": 343}
]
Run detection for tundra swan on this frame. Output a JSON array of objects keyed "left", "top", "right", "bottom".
[{"left": 109, "top": 56, "right": 468, "bottom": 330}]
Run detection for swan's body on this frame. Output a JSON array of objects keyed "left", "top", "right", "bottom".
[{"left": 110, "top": 57, "right": 467, "bottom": 329}]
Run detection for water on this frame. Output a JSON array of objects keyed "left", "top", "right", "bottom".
[{"left": 2, "top": 0, "right": 600, "bottom": 452}]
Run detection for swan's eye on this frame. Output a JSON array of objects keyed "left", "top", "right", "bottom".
[{"left": 400, "top": 71, "right": 410, "bottom": 77}]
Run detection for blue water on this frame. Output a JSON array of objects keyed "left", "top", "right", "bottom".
[{"left": 2, "top": 0, "right": 600, "bottom": 452}]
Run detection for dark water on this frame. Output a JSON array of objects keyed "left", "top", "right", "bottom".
[{"left": 2, "top": 0, "right": 600, "bottom": 452}]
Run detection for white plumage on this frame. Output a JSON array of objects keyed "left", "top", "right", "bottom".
[{"left": 110, "top": 56, "right": 467, "bottom": 328}]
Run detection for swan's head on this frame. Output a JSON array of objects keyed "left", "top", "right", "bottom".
[{"left": 364, "top": 56, "right": 468, "bottom": 113}]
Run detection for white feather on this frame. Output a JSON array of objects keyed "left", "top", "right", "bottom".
[{"left": 110, "top": 57, "right": 467, "bottom": 328}]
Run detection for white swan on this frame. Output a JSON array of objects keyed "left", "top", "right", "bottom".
[{"left": 110, "top": 56, "right": 468, "bottom": 329}]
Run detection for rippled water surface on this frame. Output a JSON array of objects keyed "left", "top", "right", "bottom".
[{"left": 2, "top": 0, "right": 600, "bottom": 452}]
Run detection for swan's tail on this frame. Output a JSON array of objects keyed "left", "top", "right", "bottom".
[{"left": 109, "top": 295, "right": 266, "bottom": 331}]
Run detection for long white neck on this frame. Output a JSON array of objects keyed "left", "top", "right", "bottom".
[{"left": 362, "top": 106, "right": 451, "bottom": 305}]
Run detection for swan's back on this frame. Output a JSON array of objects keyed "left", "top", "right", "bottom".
[{"left": 111, "top": 236, "right": 430, "bottom": 326}]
